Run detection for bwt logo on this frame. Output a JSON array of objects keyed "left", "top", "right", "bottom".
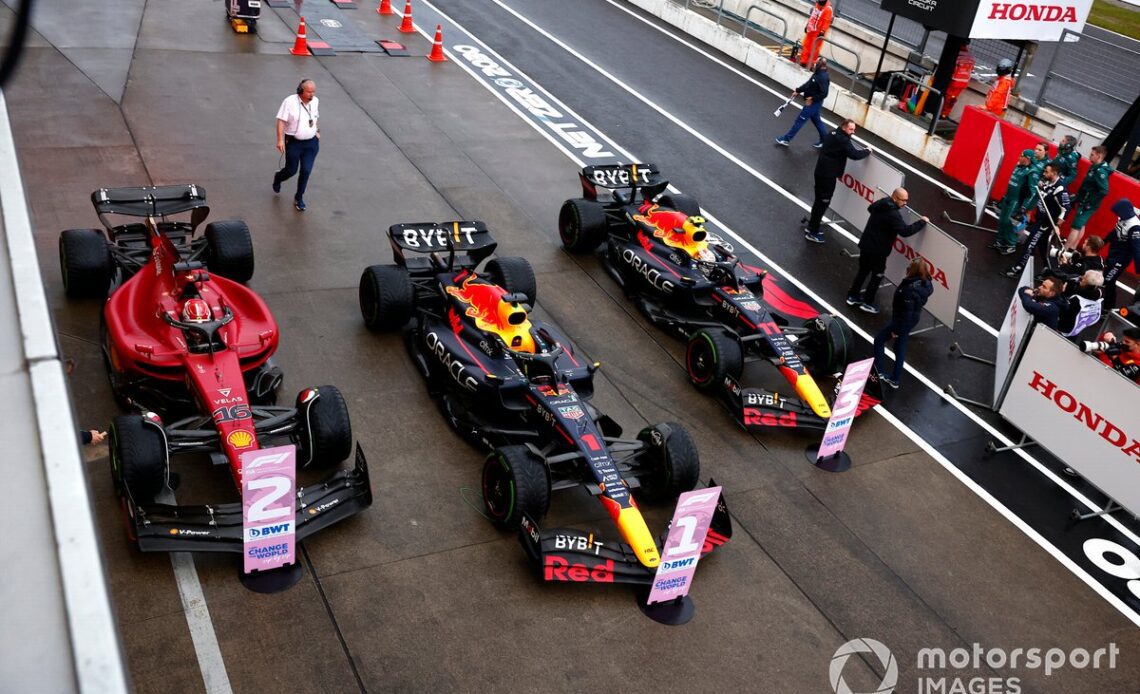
[
  {"left": 249, "top": 522, "right": 291, "bottom": 538},
  {"left": 830, "top": 638, "right": 897, "bottom": 694}
]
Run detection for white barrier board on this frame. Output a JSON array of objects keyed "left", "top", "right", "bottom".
[
  {"left": 999, "top": 327, "right": 1140, "bottom": 516},
  {"left": 975, "top": 123, "right": 1004, "bottom": 224},
  {"left": 993, "top": 262, "right": 1036, "bottom": 407},
  {"left": 883, "top": 211, "right": 968, "bottom": 330},
  {"left": 831, "top": 155, "right": 905, "bottom": 232}
]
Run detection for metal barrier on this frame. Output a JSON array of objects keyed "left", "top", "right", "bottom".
[
  {"left": 884, "top": 71, "right": 943, "bottom": 135},
  {"left": 808, "top": 33, "right": 862, "bottom": 90},
  {"left": 742, "top": 4, "right": 790, "bottom": 45},
  {"left": 1035, "top": 29, "right": 1140, "bottom": 130}
]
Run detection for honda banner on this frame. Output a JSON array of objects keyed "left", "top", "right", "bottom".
[
  {"left": 241, "top": 445, "right": 297, "bottom": 574},
  {"left": 976, "top": 124, "right": 1004, "bottom": 225},
  {"left": 830, "top": 155, "right": 905, "bottom": 234},
  {"left": 999, "top": 328, "right": 1140, "bottom": 515},
  {"left": 883, "top": 212, "right": 968, "bottom": 330},
  {"left": 970, "top": 0, "right": 1094, "bottom": 41},
  {"left": 993, "top": 262, "right": 1036, "bottom": 407},
  {"left": 880, "top": 0, "right": 1093, "bottom": 42},
  {"left": 647, "top": 487, "right": 723, "bottom": 605}
]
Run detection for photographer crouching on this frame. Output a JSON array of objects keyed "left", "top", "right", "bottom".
[{"left": 1081, "top": 328, "right": 1140, "bottom": 385}]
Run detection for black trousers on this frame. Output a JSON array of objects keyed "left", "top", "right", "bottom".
[
  {"left": 808, "top": 175, "right": 837, "bottom": 233},
  {"left": 1015, "top": 221, "right": 1053, "bottom": 271},
  {"left": 847, "top": 251, "right": 888, "bottom": 304}
]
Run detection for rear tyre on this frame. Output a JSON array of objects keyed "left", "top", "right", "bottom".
[
  {"left": 808, "top": 315, "right": 851, "bottom": 373},
  {"left": 303, "top": 385, "right": 353, "bottom": 469},
  {"left": 558, "top": 198, "right": 608, "bottom": 253},
  {"left": 482, "top": 445, "right": 550, "bottom": 529},
  {"left": 636, "top": 422, "right": 700, "bottom": 501},
  {"left": 59, "top": 229, "right": 113, "bottom": 298},
  {"left": 685, "top": 328, "right": 743, "bottom": 392},
  {"left": 359, "top": 265, "right": 414, "bottom": 331},
  {"left": 110, "top": 415, "right": 167, "bottom": 503},
  {"left": 484, "top": 256, "right": 537, "bottom": 306},
  {"left": 204, "top": 220, "right": 255, "bottom": 283},
  {"left": 659, "top": 193, "right": 701, "bottom": 218}
]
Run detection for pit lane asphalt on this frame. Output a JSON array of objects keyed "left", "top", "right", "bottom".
[{"left": 8, "top": 0, "right": 1139, "bottom": 692}]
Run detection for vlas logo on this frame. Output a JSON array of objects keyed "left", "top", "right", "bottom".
[{"left": 830, "top": 638, "right": 897, "bottom": 694}]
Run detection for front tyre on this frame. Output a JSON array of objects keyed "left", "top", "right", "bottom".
[
  {"left": 636, "top": 422, "right": 700, "bottom": 501},
  {"left": 558, "top": 198, "right": 608, "bottom": 253},
  {"left": 359, "top": 265, "right": 414, "bottom": 332},
  {"left": 685, "top": 328, "right": 743, "bottom": 392},
  {"left": 110, "top": 415, "right": 167, "bottom": 503},
  {"left": 204, "top": 220, "right": 255, "bottom": 283},
  {"left": 302, "top": 385, "right": 353, "bottom": 469},
  {"left": 808, "top": 314, "right": 851, "bottom": 373},
  {"left": 482, "top": 445, "right": 550, "bottom": 529}
]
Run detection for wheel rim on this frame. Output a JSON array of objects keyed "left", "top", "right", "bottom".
[
  {"left": 686, "top": 334, "right": 717, "bottom": 386},
  {"left": 558, "top": 206, "right": 578, "bottom": 246},
  {"left": 482, "top": 457, "right": 515, "bottom": 521}
]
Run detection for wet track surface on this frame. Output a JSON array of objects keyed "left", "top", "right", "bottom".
[{"left": 8, "top": 0, "right": 1140, "bottom": 691}]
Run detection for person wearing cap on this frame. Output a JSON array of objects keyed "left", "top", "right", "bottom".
[
  {"left": 775, "top": 58, "right": 830, "bottom": 148},
  {"left": 984, "top": 59, "right": 1015, "bottom": 117},
  {"left": 990, "top": 149, "right": 1036, "bottom": 254},
  {"left": 1102, "top": 199, "right": 1140, "bottom": 310},
  {"left": 1066, "top": 145, "right": 1112, "bottom": 250}
]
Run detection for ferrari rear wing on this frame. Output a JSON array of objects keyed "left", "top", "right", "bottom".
[
  {"left": 92, "top": 184, "right": 210, "bottom": 231},
  {"left": 517, "top": 484, "right": 732, "bottom": 585},
  {"left": 129, "top": 445, "right": 372, "bottom": 553}
]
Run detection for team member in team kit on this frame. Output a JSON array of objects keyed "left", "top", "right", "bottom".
[
  {"left": 775, "top": 58, "right": 830, "bottom": 148},
  {"left": 804, "top": 119, "right": 871, "bottom": 244},
  {"left": 990, "top": 149, "right": 1037, "bottom": 255},
  {"left": 1066, "top": 145, "right": 1113, "bottom": 250},
  {"left": 1004, "top": 163, "right": 1071, "bottom": 278},
  {"left": 799, "top": 0, "right": 833, "bottom": 69},
  {"left": 845, "top": 187, "right": 927, "bottom": 315},
  {"left": 1050, "top": 135, "right": 1081, "bottom": 188},
  {"left": 273, "top": 79, "right": 320, "bottom": 212},
  {"left": 1102, "top": 198, "right": 1140, "bottom": 310},
  {"left": 1081, "top": 328, "right": 1140, "bottom": 384}
]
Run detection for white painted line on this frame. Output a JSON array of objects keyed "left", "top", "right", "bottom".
[
  {"left": 417, "top": 0, "right": 1140, "bottom": 623},
  {"left": 485, "top": 0, "right": 1000, "bottom": 338},
  {"left": 1, "top": 88, "right": 129, "bottom": 693},
  {"left": 600, "top": 0, "right": 1135, "bottom": 299}
]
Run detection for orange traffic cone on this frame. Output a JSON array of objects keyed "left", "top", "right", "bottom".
[
  {"left": 290, "top": 17, "right": 309, "bottom": 56},
  {"left": 427, "top": 25, "right": 446, "bottom": 62},
  {"left": 377, "top": 0, "right": 393, "bottom": 15},
  {"left": 398, "top": 0, "right": 415, "bottom": 33}
]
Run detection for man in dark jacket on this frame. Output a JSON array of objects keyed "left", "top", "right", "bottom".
[
  {"left": 1003, "top": 163, "right": 1071, "bottom": 277},
  {"left": 1018, "top": 276, "right": 1066, "bottom": 330},
  {"left": 776, "top": 58, "right": 830, "bottom": 147},
  {"left": 804, "top": 119, "right": 871, "bottom": 244},
  {"left": 1102, "top": 198, "right": 1140, "bottom": 309},
  {"left": 845, "top": 187, "right": 928, "bottom": 313}
]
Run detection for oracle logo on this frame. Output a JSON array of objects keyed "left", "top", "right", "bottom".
[{"left": 987, "top": 2, "right": 1079, "bottom": 22}]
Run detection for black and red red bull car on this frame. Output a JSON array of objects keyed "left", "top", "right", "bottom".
[
  {"left": 559, "top": 163, "right": 880, "bottom": 434},
  {"left": 358, "top": 221, "right": 730, "bottom": 584},
  {"left": 59, "top": 185, "right": 371, "bottom": 554}
]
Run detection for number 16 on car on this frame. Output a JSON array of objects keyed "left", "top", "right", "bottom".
[
  {"left": 241, "top": 445, "right": 298, "bottom": 574},
  {"left": 647, "top": 486, "right": 723, "bottom": 605}
]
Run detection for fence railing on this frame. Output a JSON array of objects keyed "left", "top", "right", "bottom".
[
  {"left": 884, "top": 71, "right": 944, "bottom": 135},
  {"left": 1035, "top": 29, "right": 1139, "bottom": 130}
]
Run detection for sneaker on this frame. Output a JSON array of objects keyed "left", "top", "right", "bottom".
[
  {"left": 986, "top": 241, "right": 1003, "bottom": 250},
  {"left": 1002, "top": 265, "right": 1022, "bottom": 278},
  {"left": 774, "top": 137, "right": 790, "bottom": 147},
  {"left": 804, "top": 230, "right": 825, "bottom": 244},
  {"left": 812, "top": 141, "right": 824, "bottom": 149},
  {"left": 272, "top": 177, "right": 281, "bottom": 194},
  {"left": 294, "top": 198, "right": 306, "bottom": 212},
  {"left": 858, "top": 302, "right": 880, "bottom": 315},
  {"left": 880, "top": 376, "right": 900, "bottom": 389},
  {"left": 997, "top": 245, "right": 1016, "bottom": 256},
  {"left": 845, "top": 295, "right": 861, "bottom": 307}
]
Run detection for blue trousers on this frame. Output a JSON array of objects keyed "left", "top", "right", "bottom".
[
  {"left": 873, "top": 322, "right": 912, "bottom": 381},
  {"left": 275, "top": 135, "right": 319, "bottom": 200},
  {"left": 781, "top": 101, "right": 828, "bottom": 143}
]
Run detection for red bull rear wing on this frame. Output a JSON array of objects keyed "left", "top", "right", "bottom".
[
  {"left": 388, "top": 220, "right": 497, "bottom": 268},
  {"left": 579, "top": 163, "right": 668, "bottom": 202}
]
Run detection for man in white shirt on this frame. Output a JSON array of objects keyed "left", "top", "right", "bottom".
[{"left": 273, "top": 79, "right": 320, "bottom": 211}]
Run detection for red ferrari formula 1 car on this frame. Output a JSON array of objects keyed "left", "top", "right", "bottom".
[
  {"left": 559, "top": 163, "right": 879, "bottom": 434},
  {"left": 358, "top": 221, "right": 730, "bottom": 584},
  {"left": 59, "top": 185, "right": 371, "bottom": 553}
]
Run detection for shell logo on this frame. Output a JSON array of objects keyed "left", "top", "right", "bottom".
[
  {"left": 228, "top": 430, "right": 254, "bottom": 449},
  {"left": 169, "top": 529, "right": 178, "bottom": 535}
]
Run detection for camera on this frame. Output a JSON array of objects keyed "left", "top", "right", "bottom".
[
  {"left": 1048, "top": 247, "right": 1073, "bottom": 263},
  {"left": 1083, "top": 340, "right": 1121, "bottom": 355}
]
